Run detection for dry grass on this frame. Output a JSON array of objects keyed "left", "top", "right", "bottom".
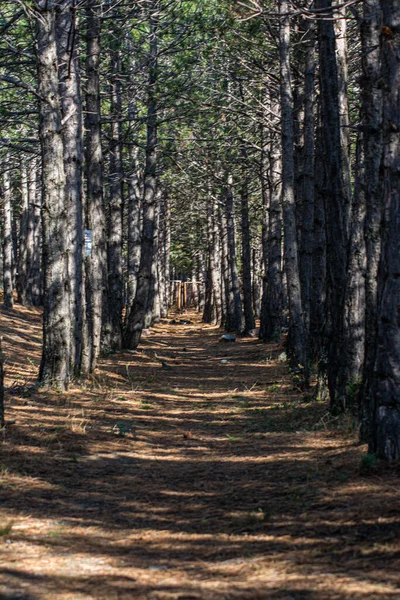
[{"left": 0, "top": 301, "right": 399, "bottom": 599}]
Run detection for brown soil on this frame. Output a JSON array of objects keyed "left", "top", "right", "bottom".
[{"left": 0, "top": 302, "right": 399, "bottom": 600}]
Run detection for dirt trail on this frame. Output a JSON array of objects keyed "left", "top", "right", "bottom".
[{"left": 0, "top": 304, "right": 399, "bottom": 600}]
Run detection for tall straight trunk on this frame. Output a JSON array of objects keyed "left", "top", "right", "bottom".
[
  {"left": 198, "top": 251, "right": 206, "bottom": 313},
  {"left": 240, "top": 150, "right": 255, "bottom": 334},
  {"left": 82, "top": 0, "right": 107, "bottom": 372},
  {"left": 337, "top": 132, "right": 366, "bottom": 410},
  {"left": 317, "top": 0, "right": 349, "bottom": 407},
  {"left": 310, "top": 118, "right": 327, "bottom": 362},
  {"left": 252, "top": 247, "right": 262, "bottom": 319},
  {"left": 220, "top": 203, "right": 230, "bottom": 329},
  {"left": 204, "top": 194, "right": 222, "bottom": 324},
  {"left": 126, "top": 147, "right": 142, "bottom": 315},
  {"left": 28, "top": 165, "right": 42, "bottom": 306},
  {"left": 360, "top": 0, "right": 383, "bottom": 440},
  {"left": 259, "top": 122, "right": 270, "bottom": 339},
  {"left": 159, "top": 193, "right": 170, "bottom": 317},
  {"left": 107, "top": 46, "right": 124, "bottom": 349},
  {"left": 260, "top": 137, "right": 283, "bottom": 342},
  {"left": 17, "top": 159, "right": 29, "bottom": 305},
  {"left": 367, "top": 0, "right": 400, "bottom": 461},
  {"left": 333, "top": 0, "right": 352, "bottom": 219},
  {"left": 145, "top": 190, "right": 161, "bottom": 327},
  {"left": 35, "top": 1, "right": 70, "bottom": 388},
  {"left": 299, "top": 21, "right": 315, "bottom": 342},
  {"left": 225, "top": 180, "right": 245, "bottom": 334},
  {"left": 123, "top": 14, "right": 158, "bottom": 349},
  {"left": 2, "top": 166, "right": 14, "bottom": 309},
  {"left": 57, "top": 0, "right": 84, "bottom": 376},
  {"left": 279, "top": 0, "right": 306, "bottom": 369}
]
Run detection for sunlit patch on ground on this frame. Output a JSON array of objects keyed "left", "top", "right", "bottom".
[{"left": 0, "top": 303, "right": 399, "bottom": 599}]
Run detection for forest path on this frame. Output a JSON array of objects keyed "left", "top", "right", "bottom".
[{"left": 0, "top": 305, "right": 399, "bottom": 600}]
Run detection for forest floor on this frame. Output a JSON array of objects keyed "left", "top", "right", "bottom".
[{"left": 0, "top": 302, "right": 399, "bottom": 600}]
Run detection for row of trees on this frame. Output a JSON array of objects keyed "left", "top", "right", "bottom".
[{"left": 0, "top": 0, "right": 399, "bottom": 461}]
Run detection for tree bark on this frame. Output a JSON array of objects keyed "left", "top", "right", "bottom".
[
  {"left": 82, "top": 0, "right": 108, "bottom": 372},
  {"left": 360, "top": 0, "right": 383, "bottom": 440},
  {"left": 35, "top": 0, "right": 70, "bottom": 388},
  {"left": 279, "top": 0, "right": 306, "bottom": 370},
  {"left": 107, "top": 44, "right": 124, "bottom": 349},
  {"left": 2, "top": 165, "right": 14, "bottom": 310},
  {"left": 225, "top": 179, "right": 245, "bottom": 334},
  {"left": 367, "top": 0, "right": 400, "bottom": 461},
  {"left": 260, "top": 136, "right": 283, "bottom": 342},
  {"left": 240, "top": 148, "right": 255, "bottom": 334},
  {"left": 123, "top": 14, "right": 158, "bottom": 349},
  {"left": 57, "top": 0, "right": 84, "bottom": 376},
  {"left": 317, "top": 0, "right": 349, "bottom": 407}
]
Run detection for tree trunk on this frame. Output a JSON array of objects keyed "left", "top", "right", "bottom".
[
  {"left": 260, "top": 137, "right": 283, "bottom": 342},
  {"left": 35, "top": 0, "right": 70, "bottom": 388},
  {"left": 123, "top": 14, "right": 158, "bottom": 349},
  {"left": 82, "top": 0, "right": 107, "bottom": 372},
  {"left": 279, "top": 0, "right": 306, "bottom": 370},
  {"left": 17, "top": 159, "right": 29, "bottom": 306},
  {"left": 225, "top": 179, "right": 245, "bottom": 334},
  {"left": 360, "top": 0, "right": 383, "bottom": 440},
  {"left": 126, "top": 147, "right": 142, "bottom": 316},
  {"left": 57, "top": 0, "right": 84, "bottom": 377},
  {"left": 299, "top": 20, "right": 316, "bottom": 344},
  {"left": 240, "top": 149, "right": 255, "bottom": 334},
  {"left": 317, "top": 0, "right": 349, "bottom": 407},
  {"left": 2, "top": 166, "right": 14, "bottom": 310},
  {"left": 367, "top": 0, "right": 400, "bottom": 461},
  {"left": 107, "top": 45, "right": 124, "bottom": 349}
]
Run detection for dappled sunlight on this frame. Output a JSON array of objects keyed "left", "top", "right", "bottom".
[{"left": 0, "top": 305, "right": 399, "bottom": 599}]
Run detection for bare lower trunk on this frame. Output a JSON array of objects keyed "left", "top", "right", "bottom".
[
  {"left": 317, "top": 0, "right": 349, "bottom": 407},
  {"left": 225, "top": 181, "right": 244, "bottom": 334},
  {"left": 360, "top": 0, "right": 383, "bottom": 440},
  {"left": 123, "top": 15, "right": 158, "bottom": 350},
  {"left": 57, "top": 0, "right": 84, "bottom": 376},
  {"left": 127, "top": 147, "right": 142, "bottom": 315},
  {"left": 260, "top": 139, "right": 283, "bottom": 342},
  {"left": 240, "top": 150, "right": 255, "bottom": 334},
  {"left": 17, "top": 160, "right": 29, "bottom": 306},
  {"left": 107, "top": 47, "right": 124, "bottom": 349},
  {"left": 35, "top": 1, "right": 70, "bottom": 389},
  {"left": 279, "top": 0, "right": 306, "bottom": 370},
  {"left": 367, "top": 0, "right": 400, "bottom": 461},
  {"left": 2, "top": 166, "right": 14, "bottom": 310},
  {"left": 82, "top": 0, "right": 107, "bottom": 372}
]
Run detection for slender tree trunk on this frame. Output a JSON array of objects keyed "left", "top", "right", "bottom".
[
  {"left": 225, "top": 179, "right": 245, "bottom": 334},
  {"left": 240, "top": 149, "right": 255, "bottom": 334},
  {"left": 279, "top": 0, "right": 306, "bottom": 370},
  {"left": 2, "top": 166, "right": 14, "bottom": 310},
  {"left": 28, "top": 166, "right": 42, "bottom": 306},
  {"left": 159, "top": 193, "right": 170, "bottom": 317},
  {"left": 336, "top": 132, "right": 366, "bottom": 411},
  {"left": 126, "top": 147, "right": 142, "bottom": 316},
  {"left": 334, "top": 0, "right": 352, "bottom": 222},
  {"left": 360, "top": 0, "right": 383, "bottom": 440},
  {"left": 57, "top": 0, "right": 84, "bottom": 377},
  {"left": 82, "top": 0, "right": 107, "bottom": 372},
  {"left": 317, "top": 0, "right": 349, "bottom": 407},
  {"left": 35, "top": 0, "right": 70, "bottom": 388},
  {"left": 367, "top": 0, "right": 400, "bottom": 461},
  {"left": 107, "top": 45, "right": 124, "bottom": 349},
  {"left": 299, "top": 21, "right": 315, "bottom": 344},
  {"left": 260, "top": 138, "right": 283, "bottom": 342},
  {"left": 310, "top": 117, "right": 327, "bottom": 362},
  {"left": 17, "top": 160, "right": 29, "bottom": 305},
  {"left": 123, "top": 14, "right": 158, "bottom": 349}
]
